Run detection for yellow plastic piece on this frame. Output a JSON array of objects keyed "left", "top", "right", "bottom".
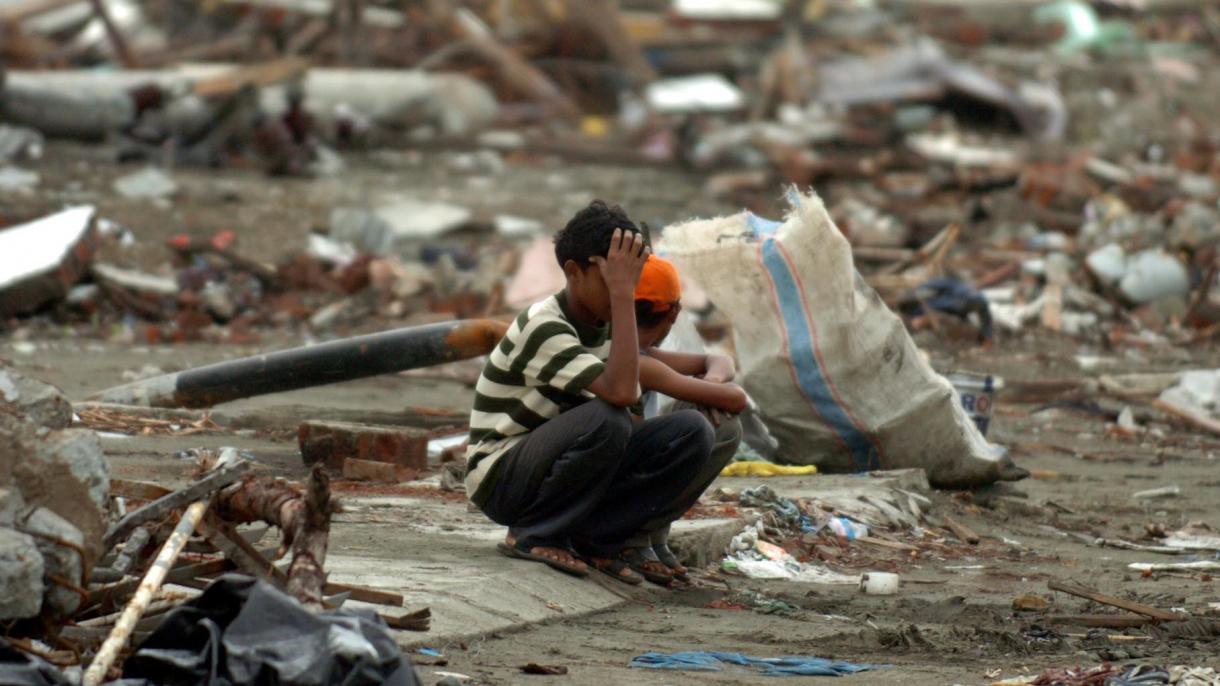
[{"left": 719, "top": 462, "right": 818, "bottom": 477}]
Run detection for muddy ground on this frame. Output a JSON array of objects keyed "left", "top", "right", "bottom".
[{"left": 5, "top": 145, "right": 1220, "bottom": 685}]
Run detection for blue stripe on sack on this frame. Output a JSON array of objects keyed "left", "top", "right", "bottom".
[
  {"left": 746, "top": 212, "right": 783, "bottom": 238},
  {"left": 759, "top": 237, "right": 878, "bottom": 471}
]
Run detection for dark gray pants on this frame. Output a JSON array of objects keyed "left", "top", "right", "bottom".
[
  {"left": 479, "top": 399, "right": 715, "bottom": 557},
  {"left": 628, "top": 401, "right": 742, "bottom": 548}
]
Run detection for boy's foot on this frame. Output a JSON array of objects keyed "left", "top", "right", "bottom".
[
  {"left": 586, "top": 557, "right": 644, "bottom": 585},
  {"left": 621, "top": 547, "right": 674, "bottom": 586},
  {"left": 652, "top": 543, "right": 691, "bottom": 583},
  {"left": 497, "top": 537, "right": 588, "bottom": 577}
]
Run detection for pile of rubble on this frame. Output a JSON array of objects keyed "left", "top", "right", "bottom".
[
  {"left": 0, "top": 202, "right": 513, "bottom": 343},
  {"left": 0, "top": 363, "right": 427, "bottom": 682},
  {"left": 1, "top": 366, "right": 108, "bottom": 625}
]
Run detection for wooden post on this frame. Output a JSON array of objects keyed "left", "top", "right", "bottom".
[
  {"left": 447, "top": 7, "right": 579, "bottom": 117},
  {"left": 87, "top": 0, "right": 138, "bottom": 68},
  {"left": 82, "top": 501, "right": 209, "bottom": 686}
]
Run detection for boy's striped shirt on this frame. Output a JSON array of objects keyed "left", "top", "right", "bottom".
[{"left": 465, "top": 293, "right": 610, "bottom": 504}]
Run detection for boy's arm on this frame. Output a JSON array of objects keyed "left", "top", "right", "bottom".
[
  {"left": 645, "top": 348, "right": 737, "bottom": 383},
  {"left": 639, "top": 356, "right": 748, "bottom": 414},
  {"left": 586, "top": 230, "right": 648, "bottom": 407}
]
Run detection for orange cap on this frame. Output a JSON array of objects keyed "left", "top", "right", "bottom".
[{"left": 635, "top": 255, "right": 682, "bottom": 312}]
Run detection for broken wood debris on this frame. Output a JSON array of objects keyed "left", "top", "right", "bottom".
[
  {"left": 103, "top": 459, "right": 251, "bottom": 550},
  {"left": 1047, "top": 580, "right": 1181, "bottom": 622}
]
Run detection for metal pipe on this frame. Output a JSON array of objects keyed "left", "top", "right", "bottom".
[
  {"left": 82, "top": 500, "right": 209, "bottom": 686},
  {"left": 89, "top": 318, "right": 507, "bottom": 408}
]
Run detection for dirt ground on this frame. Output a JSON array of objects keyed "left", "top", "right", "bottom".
[{"left": 6, "top": 145, "right": 1220, "bottom": 685}]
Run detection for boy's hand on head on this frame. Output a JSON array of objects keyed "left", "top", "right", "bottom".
[{"left": 590, "top": 229, "right": 648, "bottom": 299}]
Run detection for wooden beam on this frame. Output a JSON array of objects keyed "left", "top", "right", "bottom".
[
  {"left": 1043, "top": 614, "right": 1158, "bottom": 628},
  {"left": 1047, "top": 580, "right": 1180, "bottom": 621},
  {"left": 87, "top": 0, "right": 137, "bottom": 68},
  {"left": 942, "top": 515, "right": 980, "bottom": 545},
  {"left": 447, "top": 7, "right": 579, "bottom": 117},
  {"left": 192, "top": 57, "right": 310, "bottom": 100},
  {"left": 1152, "top": 398, "right": 1220, "bottom": 438}
]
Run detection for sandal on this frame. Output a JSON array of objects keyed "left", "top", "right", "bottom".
[
  {"left": 497, "top": 541, "right": 589, "bottom": 577},
  {"left": 586, "top": 556, "right": 644, "bottom": 585},
  {"left": 621, "top": 547, "right": 674, "bottom": 586},
  {"left": 652, "top": 543, "right": 691, "bottom": 583}
]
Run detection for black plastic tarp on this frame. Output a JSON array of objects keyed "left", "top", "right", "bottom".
[{"left": 120, "top": 574, "right": 420, "bottom": 686}]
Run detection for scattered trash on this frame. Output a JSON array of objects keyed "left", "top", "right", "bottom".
[
  {"left": 112, "top": 167, "right": 178, "bottom": 200},
  {"left": 1133, "top": 485, "right": 1182, "bottom": 500},
  {"left": 122, "top": 575, "right": 422, "bottom": 686},
  {"left": 519, "top": 663, "right": 568, "bottom": 675},
  {"left": 859, "top": 572, "right": 899, "bottom": 596},
  {"left": 645, "top": 74, "right": 746, "bottom": 114},
  {"left": 946, "top": 372, "right": 997, "bottom": 436},
  {"left": 719, "top": 462, "right": 816, "bottom": 478},
  {"left": 1159, "top": 371, "right": 1220, "bottom": 420},
  {"left": 629, "top": 651, "right": 884, "bottom": 677}
]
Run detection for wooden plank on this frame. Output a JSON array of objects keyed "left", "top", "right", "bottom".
[
  {"left": 86, "top": 558, "right": 233, "bottom": 614},
  {"left": 1043, "top": 614, "right": 1158, "bottom": 628},
  {"left": 857, "top": 536, "right": 918, "bottom": 552},
  {"left": 110, "top": 479, "right": 173, "bottom": 501},
  {"left": 1152, "top": 398, "right": 1220, "bottom": 438},
  {"left": 1047, "top": 580, "right": 1179, "bottom": 621},
  {"left": 87, "top": 0, "right": 137, "bottom": 67},
  {"left": 192, "top": 57, "right": 310, "bottom": 100},
  {"left": 942, "top": 515, "right": 980, "bottom": 545},
  {"left": 103, "top": 461, "right": 251, "bottom": 549},
  {"left": 323, "top": 582, "right": 403, "bottom": 607},
  {"left": 380, "top": 607, "right": 430, "bottom": 631},
  {"left": 197, "top": 514, "right": 287, "bottom": 583}
]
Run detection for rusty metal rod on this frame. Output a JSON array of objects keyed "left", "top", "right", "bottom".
[
  {"left": 82, "top": 500, "right": 209, "bottom": 686},
  {"left": 89, "top": 319, "right": 507, "bottom": 408}
]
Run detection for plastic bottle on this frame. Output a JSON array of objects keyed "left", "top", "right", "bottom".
[{"left": 828, "top": 517, "right": 868, "bottom": 540}]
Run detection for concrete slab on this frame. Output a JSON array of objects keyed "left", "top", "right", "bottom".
[{"left": 328, "top": 495, "right": 626, "bottom": 648}]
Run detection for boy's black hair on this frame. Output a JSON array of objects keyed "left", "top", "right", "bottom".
[
  {"left": 635, "top": 300, "right": 672, "bottom": 329},
  {"left": 554, "top": 200, "right": 643, "bottom": 267}
]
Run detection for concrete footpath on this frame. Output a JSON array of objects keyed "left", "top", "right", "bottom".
[{"left": 323, "top": 470, "right": 930, "bottom": 650}]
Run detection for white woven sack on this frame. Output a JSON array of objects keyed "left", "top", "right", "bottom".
[{"left": 660, "top": 190, "right": 1024, "bottom": 488}]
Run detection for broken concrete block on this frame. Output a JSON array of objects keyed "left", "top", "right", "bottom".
[
  {"left": 91, "top": 263, "right": 178, "bottom": 296},
  {"left": 0, "top": 165, "right": 39, "bottom": 192},
  {"left": 112, "top": 167, "right": 178, "bottom": 200},
  {"left": 298, "top": 420, "right": 429, "bottom": 471},
  {"left": 0, "top": 528, "right": 44, "bottom": 620},
  {"left": 0, "top": 124, "right": 44, "bottom": 163},
  {"left": 0, "top": 206, "right": 99, "bottom": 317},
  {"left": 0, "top": 366, "right": 72, "bottom": 429},
  {"left": 32, "top": 429, "right": 110, "bottom": 513},
  {"left": 0, "top": 488, "right": 26, "bottom": 526},
  {"left": 330, "top": 200, "right": 472, "bottom": 254},
  {"left": 341, "top": 457, "right": 418, "bottom": 483},
  {"left": 0, "top": 82, "right": 135, "bottom": 140},
  {"left": 23, "top": 507, "right": 84, "bottom": 618}
]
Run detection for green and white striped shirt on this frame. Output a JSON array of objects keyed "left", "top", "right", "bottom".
[{"left": 465, "top": 292, "right": 610, "bottom": 504}]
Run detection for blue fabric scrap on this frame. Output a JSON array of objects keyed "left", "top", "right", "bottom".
[{"left": 629, "top": 651, "right": 885, "bottom": 677}]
